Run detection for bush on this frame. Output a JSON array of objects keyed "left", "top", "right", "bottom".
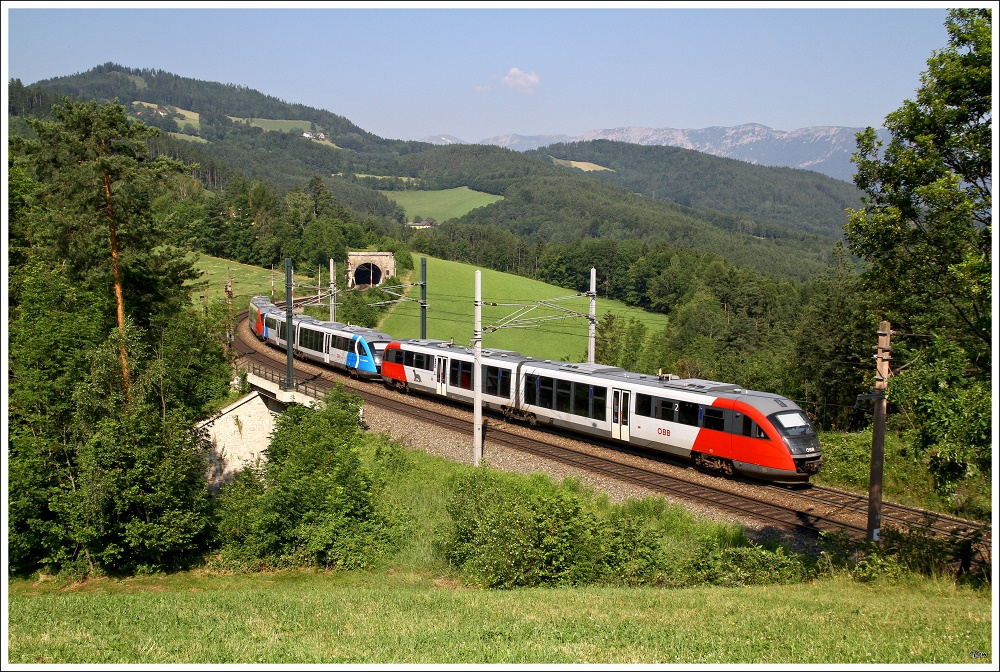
[
  {"left": 443, "top": 469, "right": 789, "bottom": 589},
  {"left": 215, "top": 387, "right": 405, "bottom": 570},
  {"left": 690, "top": 543, "right": 811, "bottom": 587}
]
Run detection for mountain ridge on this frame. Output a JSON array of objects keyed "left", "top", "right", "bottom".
[{"left": 425, "top": 123, "right": 888, "bottom": 182}]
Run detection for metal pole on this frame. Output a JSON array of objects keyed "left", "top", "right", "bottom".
[
  {"left": 473, "top": 270, "right": 483, "bottom": 466},
  {"left": 867, "top": 320, "right": 892, "bottom": 542},
  {"left": 420, "top": 257, "right": 428, "bottom": 339},
  {"left": 330, "top": 259, "right": 337, "bottom": 322},
  {"left": 285, "top": 258, "right": 294, "bottom": 391},
  {"left": 588, "top": 267, "right": 597, "bottom": 364}
]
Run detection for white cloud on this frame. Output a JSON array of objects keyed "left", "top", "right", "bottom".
[{"left": 502, "top": 67, "right": 540, "bottom": 94}]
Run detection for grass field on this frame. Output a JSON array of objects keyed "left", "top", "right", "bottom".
[
  {"left": 227, "top": 117, "right": 310, "bottom": 133},
  {"left": 133, "top": 101, "right": 201, "bottom": 130},
  {"left": 7, "top": 569, "right": 991, "bottom": 664},
  {"left": 381, "top": 186, "right": 503, "bottom": 223},
  {"left": 551, "top": 157, "right": 614, "bottom": 172},
  {"left": 381, "top": 254, "right": 669, "bottom": 361},
  {"left": 186, "top": 253, "right": 318, "bottom": 307}
]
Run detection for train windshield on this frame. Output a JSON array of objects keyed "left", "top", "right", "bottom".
[
  {"left": 370, "top": 341, "right": 388, "bottom": 366},
  {"left": 769, "top": 411, "right": 815, "bottom": 438}
]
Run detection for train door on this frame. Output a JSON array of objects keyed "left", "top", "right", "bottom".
[
  {"left": 436, "top": 357, "right": 448, "bottom": 396},
  {"left": 612, "top": 388, "right": 631, "bottom": 441}
]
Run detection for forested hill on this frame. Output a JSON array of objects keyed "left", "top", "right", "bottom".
[
  {"left": 13, "top": 63, "right": 843, "bottom": 279},
  {"left": 25, "top": 62, "right": 432, "bottom": 158},
  {"left": 527, "top": 140, "right": 862, "bottom": 239}
]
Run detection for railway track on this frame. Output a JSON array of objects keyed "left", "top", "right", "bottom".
[{"left": 231, "top": 309, "right": 989, "bottom": 549}]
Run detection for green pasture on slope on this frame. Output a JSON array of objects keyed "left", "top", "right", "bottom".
[
  {"left": 381, "top": 255, "right": 668, "bottom": 362},
  {"left": 381, "top": 186, "right": 503, "bottom": 223},
  {"left": 186, "top": 253, "right": 315, "bottom": 307}
]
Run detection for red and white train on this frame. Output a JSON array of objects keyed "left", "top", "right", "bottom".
[{"left": 380, "top": 338, "right": 823, "bottom": 482}]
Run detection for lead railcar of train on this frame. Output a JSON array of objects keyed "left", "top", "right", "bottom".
[
  {"left": 380, "top": 338, "right": 823, "bottom": 482},
  {"left": 249, "top": 296, "right": 393, "bottom": 379}
]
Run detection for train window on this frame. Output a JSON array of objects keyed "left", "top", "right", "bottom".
[
  {"left": 555, "top": 380, "right": 572, "bottom": 413},
  {"left": 497, "top": 368, "right": 510, "bottom": 396},
  {"left": 300, "top": 328, "right": 321, "bottom": 352},
  {"left": 635, "top": 394, "right": 653, "bottom": 418},
  {"left": 484, "top": 366, "right": 511, "bottom": 397},
  {"left": 659, "top": 399, "right": 677, "bottom": 422},
  {"left": 265, "top": 316, "right": 277, "bottom": 331},
  {"left": 742, "top": 416, "right": 769, "bottom": 440},
  {"left": 450, "top": 360, "right": 473, "bottom": 390},
  {"left": 703, "top": 407, "right": 725, "bottom": 431},
  {"left": 413, "top": 352, "right": 428, "bottom": 370},
  {"left": 592, "top": 387, "right": 607, "bottom": 421},
  {"left": 538, "top": 376, "right": 555, "bottom": 409},
  {"left": 525, "top": 374, "right": 539, "bottom": 405},
  {"left": 386, "top": 348, "right": 403, "bottom": 365},
  {"left": 769, "top": 411, "right": 814, "bottom": 437},
  {"left": 678, "top": 401, "right": 699, "bottom": 426},
  {"left": 573, "top": 383, "right": 591, "bottom": 417}
]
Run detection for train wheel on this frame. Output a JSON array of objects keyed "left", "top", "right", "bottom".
[{"left": 527, "top": 413, "right": 537, "bottom": 426}]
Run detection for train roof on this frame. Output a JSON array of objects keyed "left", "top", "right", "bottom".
[
  {"left": 298, "top": 320, "right": 394, "bottom": 341},
  {"left": 395, "top": 338, "right": 526, "bottom": 360},
  {"left": 390, "top": 337, "right": 798, "bottom": 409}
]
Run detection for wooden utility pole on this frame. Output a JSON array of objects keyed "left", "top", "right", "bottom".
[{"left": 867, "top": 321, "right": 892, "bottom": 542}]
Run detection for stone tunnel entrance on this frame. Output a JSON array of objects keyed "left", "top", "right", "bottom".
[
  {"left": 353, "top": 263, "right": 382, "bottom": 286},
  {"left": 346, "top": 251, "right": 396, "bottom": 289}
]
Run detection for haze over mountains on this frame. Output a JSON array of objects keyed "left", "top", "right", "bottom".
[{"left": 422, "top": 124, "right": 889, "bottom": 182}]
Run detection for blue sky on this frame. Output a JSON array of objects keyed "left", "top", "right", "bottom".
[{"left": 5, "top": 3, "right": 960, "bottom": 143}]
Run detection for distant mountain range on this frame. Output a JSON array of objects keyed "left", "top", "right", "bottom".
[{"left": 422, "top": 124, "right": 889, "bottom": 182}]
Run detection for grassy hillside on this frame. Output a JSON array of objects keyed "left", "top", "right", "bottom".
[
  {"left": 381, "top": 187, "right": 503, "bottom": 223},
  {"left": 551, "top": 157, "right": 613, "bottom": 172},
  {"left": 380, "top": 255, "right": 668, "bottom": 362},
  {"left": 186, "top": 253, "right": 317, "bottom": 306}
]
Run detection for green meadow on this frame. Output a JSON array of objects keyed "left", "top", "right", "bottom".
[
  {"left": 381, "top": 186, "right": 503, "bottom": 223},
  {"left": 7, "top": 569, "right": 990, "bottom": 664},
  {"left": 186, "top": 253, "right": 318, "bottom": 307},
  {"left": 187, "top": 252, "right": 667, "bottom": 363},
  {"left": 381, "top": 254, "right": 669, "bottom": 362},
  {"left": 227, "top": 117, "right": 311, "bottom": 133}
]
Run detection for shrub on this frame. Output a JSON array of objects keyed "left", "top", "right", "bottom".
[
  {"left": 215, "top": 387, "right": 405, "bottom": 570},
  {"left": 690, "top": 543, "right": 811, "bottom": 587},
  {"left": 443, "top": 469, "right": 777, "bottom": 589}
]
